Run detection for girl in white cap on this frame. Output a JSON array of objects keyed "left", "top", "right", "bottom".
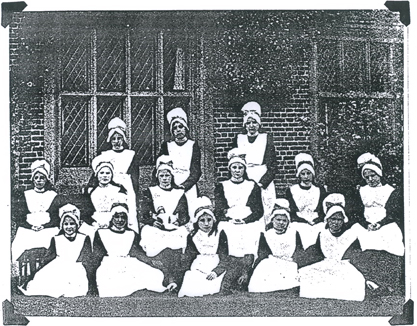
[
  {"left": 12, "top": 159, "right": 60, "bottom": 266},
  {"left": 248, "top": 198, "right": 303, "bottom": 293},
  {"left": 157, "top": 107, "right": 201, "bottom": 218},
  {"left": 347, "top": 153, "right": 404, "bottom": 296},
  {"left": 234, "top": 101, "right": 277, "bottom": 226},
  {"left": 178, "top": 196, "right": 228, "bottom": 297},
  {"left": 139, "top": 155, "right": 190, "bottom": 291},
  {"left": 285, "top": 153, "right": 327, "bottom": 248},
  {"left": 20, "top": 204, "right": 92, "bottom": 297},
  {"left": 92, "top": 203, "right": 167, "bottom": 297},
  {"left": 298, "top": 193, "right": 366, "bottom": 301},
  {"left": 87, "top": 117, "right": 140, "bottom": 233},
  {"left": 214, "top": 148, "right": 264, "bottom": 293}
]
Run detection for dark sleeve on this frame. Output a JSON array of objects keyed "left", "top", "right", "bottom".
[
  {"left": 40, "top": 237, "right": 58, "bottom": 268},
  {"left": 91, "top": 232, "right": 107, "bottom": 270},
  {"left": 43, "top": 193, "right": 60, "bottom": 228},
  {"left": 77, "top": 236, "right": 93, "bottom": 265},
  {"left": 140, "top": 188, "right": 156, "bottom": 226},
  {"left": 173, "top": 194, "right": 190, "bottom": 226},
  {"left": 313, "top": 186, "right": 327, "bottom": 224},
  {"left": 84, "top": 173, "right": 99, "bottom": 195},
  {"left": 232, "top": 134, "right": 239, "bottom": 148},
  {"left": 77, "top": 235, "right": 97, "bottom": 296},
  {"left": 348, "top": 187, "right": 368, "bottom": 228},
  {"left": 252, "top": 233, "right": 272, "bottom": 271},
  {"left": 285, "top": 187, "right": 305, "bottom": 223},
  {"left": 243, "top": 182, "right": 264, "bottom": 223},
  {"left": 383, "top": 187, "right": 403, "bottom": 229},
  {"left": 81, "top": 194, "right": 96, "bottom": 226},
  {"left": 12, "top": 191, "right": 31, "bottom": 229},
  {"left": 181, "top": 141, "right": 202, "bottom": 192},
  {"left": 291, "top": 231, "right": 305, "bottom": 263},
  {"left": 212, "top": 230, "right": 229, "bottom": 276},
  {"left": 128, "top": 233, "right": 154, "bottom": 266},
  {"left": 183, "top": 234, "right": 199, "bottom": 271},
  {"left": 214, "top": 183, "right": 230, "bottom": 222},
  {"left": 126, "top": 151, "right": 140, "bottom": 200},
  {"left": 295, "top": 232, "right": 325, "bottom": 268},
  {"left": 259, "top": 133, "right": 277, "bottom": 189}
]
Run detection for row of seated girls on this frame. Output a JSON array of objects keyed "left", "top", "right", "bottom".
[{"left": 11, "top": 102, "right": 404, "bottom": 301}]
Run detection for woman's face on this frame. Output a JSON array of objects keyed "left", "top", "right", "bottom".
[
  {"left": 112, "top": 212, "right": 128, "bottom": 230},
  {"left": 230, "top": 162, "right": 245, "bottom": 180},
  {"left": 111, "top": 132, "right": 124, "bottom": 151},
  {"left": 97, "top": 167, "right": 112, "bottom": 186},
  {"left": 158, "top": 169, "right": 172, "bottom": 189},
  {"left": 327, "top": 212, "right": 345, "bottom": 234},
  {"left": 245, "top": 117, "right": 260, "bottom": 136},
  {"left": 299, "top": 169, "right": 313, "bottom": 186},
  {"left": 272, "top": 214, "right": 289, "bottom": 234},
  {"left": 33, "top": 172, "right": 47, "bottom": 190},
  {"left": 198, "top": 213, "right": 214, "bottom": 233},
  {"left": 62, "top": 216, "right": 77, "bottom": 237},
  {"left": 363, "top": 169, "right": 381, "bottom": 188},
  {"left": 172, "top": 121, "right": 187, "bottom": 142}
]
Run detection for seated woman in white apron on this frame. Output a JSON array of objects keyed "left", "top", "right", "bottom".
[
  {"left": 79, "top": 157, "right": 130, "bottom": 242},
  {"left": 92, "top": 203, "right": 167, "bottom": 297},
  {"left": 285, "top": 153, "right": 327, "bottom": 249},
  {"left": 156, "top": 107, "right": 201, "bottom": 221},
  {"left": 12, "top": 160, "right": 60, "bottom": 266},
  {"left": 347, "top": 153, "right": 405, "bottom": 296},
  {"left": 140, "top": 155, "right": 190, "bottom": 290},
  {"left": 179, "top": 197, "right": 228, "bottom": 298},
  {"left": 20, "top": 204, "right": 92, "bottom": 298},
  {"left": 233, "top": 101, "right": 277, "bottom": 226},
  {"left": 298, "top": 194, "right": 366, "bottom": 301},
  {"left": 248, "top": 198, "right": 303, "bottom": 293},
  {"left": 214, "top": 148, "right": 264, "bottom": 293},
  {"left": 86, "top": 117, "right": 139, "bottom": 233}
]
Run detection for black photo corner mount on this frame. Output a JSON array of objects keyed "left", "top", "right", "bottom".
[
  {"left": 2, "top": 300, "right": 29, "bottom": 325},
  {"left": 385, "top": 1, "right": 410, "bottom": 26},
  {"left": 1, "top": 1, "right": 27, "bottom": 28},
  {"left": 389, "top": 299, "right": 414, "bottom": 325}
]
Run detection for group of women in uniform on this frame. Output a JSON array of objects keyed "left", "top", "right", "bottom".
[{"left": 11, "top": 102, "right": 405, "bottom": 302}]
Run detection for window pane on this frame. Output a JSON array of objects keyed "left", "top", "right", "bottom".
[
  {"left": 97, "top": 30, "right": 126, "bottom": 92},
  {"left": 61, "top": 96, "right": 89, "bottom": 167},
  {"left": 131, "top": 97, "right": 156, "bottom": 165},
  {"left": 317, "top": 39, "right": 341, "bottom": 93},
  {"left": 97, "top": 96, "right": 125, "bottom": 152},
  {"left": 370, "top": 42, "right": 391, "bottom": 93},
  {"left": 60, "top": 30, "right": 91, "bottom": 92},
  {"left": 131, "top": 30, "right": 156, "bottom": 92},
  {"left": 343, "top": 41, "right": 367, "bottom": 92}
]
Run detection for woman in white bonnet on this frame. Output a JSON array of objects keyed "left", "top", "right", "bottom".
[
  {"left": 348, "top": 152, "right": 404, "bottom": 296},
  {"left": 298, "top": 193, "right": 366, "bottom": 301},
  {"left": 87, "top": 117, "right": 140, "bottom": 233},
  {"left": 179, "top": 196, "right": 228, "bottom": 298},
  {"left": 20, "top": 204, "right": 92, "bottom": 298},
  {"left": 12, "top": 159, "right": 60, "bottom": 267},
  {"left": 233, "top": 101, "right": 277, "bottom": 225},
  {"left": 285, "top": 153, "right": 327, "bottom": 249},
  {"left": 156, "top": 107, "right": 201, "bottom": 219},
  {"left": 248, "top": 198, "right": 303, "bottom": 294}
]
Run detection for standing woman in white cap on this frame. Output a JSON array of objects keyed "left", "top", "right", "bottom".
[
  {"left": 248, "top": 198, "right": 303, "bottom": 293},
  {"left": 347, "top": 153, "right": 404, "bottom": 296},
  {"left": 298, "top": 193, "right": 366, "bottom": 301},
  {"left": 12, "top": 159, "right": 60, "bottom": 265},
  {"left": 92, "top": 203, "right": 167, "bottom": 297},
  {"left": 233, "top": 101, "right": 277, "bottom": 225},
  {"left": 285, "top": 153, "right": 327, "bottom": 249},
  {"left": 157, "top": 107, "right": 201, "bottom": 220},
  {"left": 178, "top": 196, "right": 228, "bottom": 297},
  {"left": 214, "top": 148, "right": 263, "bottom": 293},
  {"left": 139, "top": 155, "right": 190, "bottom": 290},
  {"left": 20, "top": 204, "right": 92, "bottom": 297},
  {"left": 88, "top": 117, "right": 140, "bottom": 233}
]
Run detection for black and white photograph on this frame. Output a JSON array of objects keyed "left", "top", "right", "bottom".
[{"left": 1, "top": 0, "right": 415, "bottom": 325}]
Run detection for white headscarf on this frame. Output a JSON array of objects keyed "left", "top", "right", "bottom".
[
  {"left": 167, "top": 107, "right": 189, "bottom": 133},
  {"left": 59, "top": 204, "right": 81, "bottom": 229},
  {"left": 107, "top": 117, "right": 127, "bottom": 143},
  {"left": 322, "top": 193, "right": 348, "bottom": 224},
  {"left": 295, "top": 153, "right": 315, "bottom": 177},
  {"left": 357, "top": 152, "right": 383, "bottom": 177},
  {"left": 155, "top": 155, "right": 174, "bottom": 174},
  {"left": 241, "top": 101, "right": 262, "bottom": 126},
  {"left": 91, "top": 155, "right": 114, "bottom": 176},
  {"left": 193, "top": 196, "right": 216, "bottom": 222},
  {"left": 227, "top": 148, "right": 247, "bottom": 169},
  {"left": 31, "top": 159, "right": 51, "bottom": 180},
  {"left": 324, "top": 205, "right": 348, "bottom": 224},
  {"left": 270, "top": 198, "right": 291, "bottom": 221}
]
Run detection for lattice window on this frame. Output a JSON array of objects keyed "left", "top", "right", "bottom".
[{"left": 131, "top": 32, "right": 156, "bottom": 91}]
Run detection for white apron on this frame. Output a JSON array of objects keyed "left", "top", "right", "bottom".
[
  {"left": 179, "top": 231, "right": 225, "bottom": 297},
  {"left": 237, "top": 133, "right": 276, "bottom": 224},
  {"left": 299, "top": 226, "right": 365, "bottom": 301},
  {"left": 12, "top": 189, "right": 59, "bottom": 262},
  {"left": 23, "top": 234, "right": 89, "bottom": 298},
  {"left": 99, "top": 150, "right": 139, "bottom": 233},
  {"left": 358, "top": 184, "right": 404, "bottom": 256},
  {"left": 248, "top": 225, "right": 300, "bottom": 292},
  {"left": 95, "top": 229, "right": 166, "bottom": 297}
]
